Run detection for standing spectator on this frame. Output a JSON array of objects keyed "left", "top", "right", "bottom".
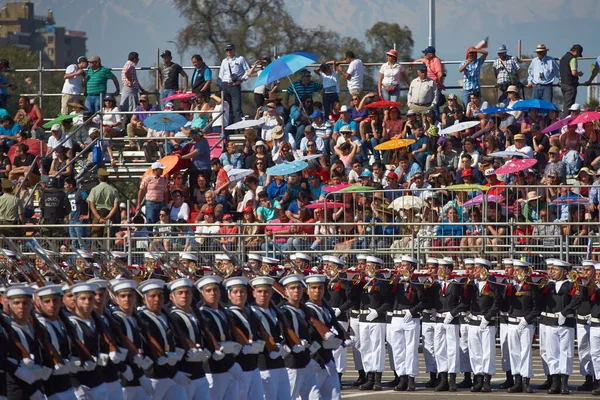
[
  {"left": 61, "top": 56, "right": 88, "bottom": 115},
  {"left": 218, "top": 43, "right": 249, "bottom": 123},
  {"left": 407, "top": 65, "right": 438, "bottom": 121},
  {"left": 559, "top": 44, "right": 584, "bottom": 117},
  {"left": 247, "top": 56, "right": 278, "bottom": 108},
  {"left": 120, "top": 51, "right": 146, "bottom": 115},
  {"left": 180, "top": 129, "right": 210, "bottom": 189},
  {"left": 39, "top": 177, "right": 70, "bottom": 239},
  {"left": 158, "top": 50, "right": 188, "bottom": 110},
  {"left": 527, "top": 44, "right": 559, "bottom": 103},
  {"left": 459, "top": 46, "right": 488, "bottom": 108},
  {"left": 0, "top": 59, "right": 15, "bottom": 110},
  {"left": 493, "top": 45, "right": 520, "bottom": 103},
  {"left": 87, "top": 168, "right": 120, "bottom": 238},
  {"left": 378, "top": 49, "right": 410, "bottom": 102},
  {"left": 136, "top": 161, "right": 168, "bottom": 225},
  {"left": 190, "top": 54, "right": 212, "bottom": 97},
  {"left": 285, "top": 69, "right": 323, "bottom": 107},
  {"left": 337, "top": 51, "right": 364, "bottom": 97},
  {"left": 64, "top": 177, "right": 89, "bottom": 250},
  {"left": 314, "top": 61, "right": 340, "bottom": 116},
  {"left": 413, "top": 46, "right": 445, "bottom": 116},
  {"left": 85, "top": 55, "right": 120, "bottom": 114},
  {"left": 126, "top": 94, "right": 156, "bottom": 149},
  {"left": 0, "top": 180, "right": 22, "bottom": 237}
]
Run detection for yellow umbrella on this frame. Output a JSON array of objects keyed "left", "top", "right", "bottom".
[
  {"left": 374, "top": 138, "right": 415, "bottom": 151},
  {"left": 449, "top": 184, "right": 489, "bottom": 192}
]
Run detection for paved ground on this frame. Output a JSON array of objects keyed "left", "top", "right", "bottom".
[{"left": 339, "top": 348, "right": 595, "bottom": 398}]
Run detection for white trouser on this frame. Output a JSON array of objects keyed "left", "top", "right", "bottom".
[
  {"left": 122, "top": 386, "right": 151, "bottom": 400},
  {"left": 358, "top": 321, "right": 386, "bottom": 372},
  {"left": 315, "top": 360, "right": 341, "bottom": 400},
  {"left": 239, "top": 369, "right": 264, "bottom": 400},
  {"left": 544, "top": 324, "right": 574, "bottom": 375},
  {"left": 434, "top": 323, "right": 460, "bottom": 373},
  {"left": 577, "top": 322, "right": 593, "bottom": 376},
  {"left": 507, "top": 323, "right": 534, "bottom": 378},
  {"left": 459, "top": 323, "right": 471, "bottom": 373},
  {"left": 332, "top": 320, "right": 349, "bottom": 373},
  {"left": 349, "top": 317, "right": 363, "bottom": 370},
  {"left": 288, "top": 363, "right": 320, "bottom": 400},
  {"left": 47, "top": 388, "right": 77, "bottom": 400},
  {"left": 260, "top": 368, "right": 291, "bottom": 400},
  {"left": 422, "top": 321, "right": 437, "bottom": 373},
  {"left": 149, "top": 378, "right": 186, "bottom": 400},
  {"left": 105, "top": 380, "right": 124, "bottom": 400},
  {"left": 499, "top": 322, "right": 510, "bottom": 372},
  {"left": 206, "top": 371, "right": 240, "bottom": 400},
  {"left": 186, "top": 377, "right": 210, "bottom": 400},
  {"left": 539, "top": 323, "right": 549, "bottom": 375},
  {"left": 468, "top": 324, "right": 496, "bottom": 375},
  {"left": 589, "top": 326, "right": 600, "bottom": 380},
  {"left": 74, "top": 383, "right": 108, "bottom": 400},
  {"left": 385, "top": 322, "right": 395, "bottom": 372},
  {"left": 388, "top": 316, "right": 421, "bottom": 377}
]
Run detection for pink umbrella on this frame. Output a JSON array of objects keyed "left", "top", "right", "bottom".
[
  {"left": 161, "top": 91, "right": 196, "bottom": 102},
  {"left": 568, "top": 111, "right": 600, "bottom": 126},
  {"left": 463, "top": 194, "right": 503, "bottom": 207},
  {"left": 305, "top": 202, "right": 349, "bottom": 209},
  {"left": 323, "top": 183, "right": 349, "bottom": 193},
  {"left": 542, "top": 116, "right": 574, "bottom": 133},
  {"left": 495, "top": 158, "right": 538, "bottom": 175}
]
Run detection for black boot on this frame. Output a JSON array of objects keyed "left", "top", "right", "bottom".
[
  {"left": 482, "top": 374, "right": 492, "bottom": 392},
  {"left": 508, "top": 375, "right": 523, "bottom": 393},
  {"left": 471, "top": 374, "right": 483, "bottom": 392},
  {"left": 359, "top": 372, "right": 374, "bottom": 390},
  {"left": 424, "top": 372, "right": 438, "bottom": 388},
  {"left": 384, "top": 371, "right": 400, "bottom": 388},
  {"left": 394, "top": 375, "right": 408, "bottom": 391},
  {"left": 456, "top": 372, "right": 473, "bottom": 388},
  {"left": 548, "top": 374, "right": 561, "bottom": 394},
  {"left": 338, "top": 373, "right": 343, "bottom": 387},
  {"left": 539, "top": 374, "right": 553, "bottom": 390},
  {"left": 578, "top": 375, "right": 594, "bottom": 391},
  {"left": 407, "top": 376, "right": 416, "bottom": 392},
  {"left": 524, "top": 377, "right": 535, "bottom": 394},
  {"left": 499, "top": 370, "right": 514, "bottom": 389},
  {"left": 353, "top": 369, "right": 367, "bottom": 387},
  {"left": 449, "top": 373, "right": 457, "bottom": 392},
  {"left": 561, "top": 374, "right": 570, "bottom": 395},
  {"left": 435, "top": 372, "right": 449, "bottom": 392},
  {"left": 373, "top": 372, "right": 383, "bottom": 391}
]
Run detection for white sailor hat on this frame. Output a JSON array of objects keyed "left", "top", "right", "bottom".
[
  {"left": 6, "top": 285, "right": 34, "bottom": 298},
  {"left": 34, "top": 284, "right": 64, "bottom": 298},
  {"left": 502, "top": 259, "right": 514, "bottom": 265},
  {"left": 513, "top": 260, "right": 531, "bottom": 268},
  {"left": 167, "top": 278, "right": 194, "bottom": 292},
  {"left": 393, "top": 257, "right": 403, "bottom": 264},
  {"left": 0, "top": 285, "right": 6, "bottom": 294},
  {"left": 322, "top": 255, "right": 344, "bottom": 266},
  {"left": 582, "top": 260, "right": 596, "bottom": 267},
  {"left": 594, "top": 263, "right": 600, "bottom": 272},
  {"left": 224, "top": 276, "right": 249, "bottom": 290},
  {"left": 280, "top": 274, "right": 305, "bottom": 287},
  {"left": 356, "top": 254, "right": 367, "bottom": 261},
  {"left": 291, "top": 253, "right": 312, "bottom": 262},
  {"left": 87, "top": 278, "right": 109, "bottom": 289},
  {"left": 111, "top": 279, "right": 138, "bottom": 293},
  {"left": 0, "top": 249, "right": 16, "bottom": 257},
  {"left": 305, "top": 274, "right": 327, "bottom": 285},
  {"left": 545, "top": 258, "right": 558, "bottom": 266},
  {"left": 137, "top": 279, "right": 166, "bottom": 294},
  {"left": 474, "top": 258, "right": 491, "bottom": 267},
  {"left": 75, "top": 249, "right": 94, "bottom": 259},
  {"left": 262, "top": 257, "right": 279, "bottom": 265},
  {"left": 112, "top": 251, "right": 128, "bottom": 259},
  {"left": 214, "top": 254, "right": 223, "bottom": 261},
  {"left": 250, "top": 276, "right": 275, "bottom": 288},
  {"left": 29, "top": 281, "right": 54, "bottom": 290},
  {"left": 366, "top": 256, "right": 383, "bottom": 265},
  {"left": 553, "top": 260, "right": 571, "bottom": 269},
  {"left": 70, "top": 282, "right": 99, "bottom": 295},
  {"left": 220, "top": 254, "right": 231, "bottom": 261},
  {"left": 401, "top": 255, "right": 418, "bottom": 264},
  {"left": 426, "top": 258, "right": 439, "bottom": 265},
  {"left": 248, "top": 253, "right": 263, "bottom": 262},
  {"left": 438, "top": 258, "right": 454, "bottom": 266},
  {"left": 180, "top": 253, "right": 198, "bottom": 262},
  {"left": 463, "top": 258, "right": 475, "bottom": 265},
  {"left": 62, "top": 280, "right": 80, "bottom": 293},
  {"left": 195, "top": 276, "right": 223, "bottom": 290},
  {"left": 144, "top": 252, "right": 156, "bottom": 260}
]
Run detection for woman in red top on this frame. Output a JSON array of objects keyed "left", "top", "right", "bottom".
[{"left": 14, "top": 96, "right": 43, "bottom": 138}]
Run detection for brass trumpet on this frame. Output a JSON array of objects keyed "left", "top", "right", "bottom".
[{"left": 567, "top": 270, "right": 587, "bottom": 283}]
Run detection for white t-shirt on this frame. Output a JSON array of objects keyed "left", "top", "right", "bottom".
[
  {"left": 62, "top": 64, "right": 84, "bottom": 94},
  {"left": 169, "top": 202, "right": 190, "bottom": 222},
  {"left": 259, "top": 115, "right": 280, "bottom": 141},
  {"left": 346, "top": 59, "right": 364, "bottom": 90},
  {"left": 379, "top": 62, "right": 405, "bottom": 87},
  {"left": 320, "top": 71, "right": 339, "bottom": 94},
  {"left": 93, "top": 107, "right": 122, "bottom": 126},
  {"left": 505, "top": 144, "right": 534, "bottom": 158},
  {"left": 212, "top": 101, "right": 230, "bottom": 129},
  {"left": 48, "top": 133, "right": 73, "bottom": 159},
  {"left": 238, "top": 190, "right": 256, "bottom": 211}
]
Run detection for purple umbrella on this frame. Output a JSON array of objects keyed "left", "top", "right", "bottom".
[
  {"left": 463, "top": 194, "right": 503, "bottom": 207},
  {"left": 542, "top": 116, "right": 574, "bottom": 134}
]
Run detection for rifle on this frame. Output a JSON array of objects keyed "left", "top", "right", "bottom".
[{"left": 0, "top": 273, "right": 31, "bottom": 360}]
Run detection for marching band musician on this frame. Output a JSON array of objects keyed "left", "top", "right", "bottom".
[
  {"left": 457, "top": 258, "right": 474, "bottom": 389},
  {"left": 344, "top": 258, "right": 365, "bottom": 387},
  {"left": 506, "top": 260, "right": 542, "bottom": 393},
  {"left": 538, "top": 258, "right": 558, "bottom": 390},
  {"left": 421, "top": 257, "right": 439, "bottom": 388},
  {"left": 499, "top": 258, "right": 515, "bottom": 390},
  {"left": 290, "top": 252, "right": 312, "bottom": 272},
  {"left": 178, "top": 253, "right": 200, "bottom": 279},
  {"left": 465, "top": 258, "right": 502, "bottom": 393},
  {"left": 249, "top": 276, "right": 292, "bottom": 399},
  {"left": 223, "top": 276, "right": 266, "bottom": 400},
  {"left": 383, "top": 258, "right": 402, "bottom": 389},
  {"left": 588, "top": 263, "right": 600, "bottom": 396},
  {"left": 279, "top": 274, "right": 320, "bottom": 399},
  {"left": 167, "top": 278, "right": 211, "bottom": 400},
  {"left": 357, "top": 256, "right": 391, "bottom": 391},
  {"left": 247, "top": 253, "right": 263, "bottom": 271},
  {"left": 540, "top": 259, "right": 582, "bottom": 394},
  {"left": 576, "top": 260, "right": 596, "bottom": 391}
]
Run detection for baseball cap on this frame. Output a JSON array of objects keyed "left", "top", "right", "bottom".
[
  {"left": 497, "top": 44, "right": 507, "bottom": 53},
  {"left": 386, "top": 171, "right": 398, "bottom": 180},
  {"left": 340, "top": 105, "right": 349, "bottom": 113},
  {"left": 151, "top": 161, "right": 165, "bottom": 170},
  {"left": 225, "top": 44, "right": 235, "bottom": 50},
  {"left": 223, "top": 213, "right": 233, "bottom": 220},
  {"left": 569, "top": 103, "right": 582, "bottom": 111},
  {"left": 406, "top": 110, "right": 416, "bottom": 117},
  {"left": 417, "top": 64, "right": 427, "bottom": 73},
  {"left": 160, "top": 50, "right": 172, "bottom": 58},
  {"left": 77, "top": 56, "right": 88, "bottom": 63},
  {"left": 461, "top": 169, "right": 473, "bottom": 178},
  {"left": 571, "top": 44, "right": 583, "bottom": 56},
  {"left": 309, "top": 110, "right": 324, "bottom": 119},
  {"left": 51, "top": 124, "right": 61, "bottom": 132},
  {"left": 484, "top": 168, "right": 496, "bottom": 177},
  {"left": 514, "top": 134, "right": 525, "bottom": 140},
  {"left": 422, "top": 46, "right": 436, "bottom": 54},
  {"left": 360, "top": 170, "right": 373, "bottom": 178},
  {"left": 203, "top": 207, "right": 214, "bottom": 215},
  {"left": 242, "top": 206, "right": 254, "bottom": 214}
]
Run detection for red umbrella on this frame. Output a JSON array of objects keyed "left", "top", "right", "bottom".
[
  {"left": 495, "top": 158, "right": 537, "bottom": 175},
  {"left": 323, "top": 183, "right": 349, "bottom": 193},
  {"left": 305, "top": 202, "right": 349, "bottom": 209},
  {"left": 161, "top": 91, "right": 197, "bottom": 102},
  {"left": 364, "top": 100, "right": 403, "bottom": 109},
  {"left": 568, "top": 111, "right": 600, "bottom": 126},
  {"left": 8, "top": 139, "right": 47, "bottom": 164}
]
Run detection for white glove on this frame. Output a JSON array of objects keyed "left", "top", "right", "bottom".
[
  {"left": 166, "top": 352, "right": 179, "bottom": 366},
  {"left": 212, "top": 350, "right": 225, "bottom": 361},
  {"left": 132, "top": 354, "right": 144, "bottom": 369},
  {"left": 344, "top": 338, "right": 355, "bottom": 347},
  {"left": 14, "top": 366, "right": 36, "bottom": 384},
  {"left": 333, "top": 308, "right": 342, "bottom": 317},
  {"left": 280, "top": 344, "right": 291, "bottom": 358},
  {"left": 403, "top": 310, "right": 413, "bottom": 324},
  {"left": 443, "top": 314, "right": 454, "bottom": 325},
  {"left": 228, "top": 362, "right": 243, "bottom": 380},
  {"left": 292, "top": 344, "right": 305, "bottom": 353},
  {"left": 53, "top": 363, "right": 71, "bottom": 376},
  {"left": 300, "top": 339, "right": 309, "bottom": 348},
  {"left": 186, "top": 348, "right": 209, "bottom": 363},
  {"left": 587, "top": 315, "right": 593, "bottom": 326},
  {"left": 323, "top": 337, "right": 343, "bottom": 350},
  {"left": 109, "top": 351, "right": 120, "bottom": 364},
  {"left": 220, "top": 341, "right": 242, "bottom": 356},
  {"left": 68, "top": 357, "right": 81, "bottom": 374},
  {"left": 121, "top": 365, "right": 134, "bottom": 382},
  {"left": 21, "top": 358, "right": 35, "bottom": 367},
  {"left": 241, "top": 344, "right": 254, "bottom": 355},
  {"left": 140, "top": 356, "right": 153, "bottom": 370},
  {"left": 157, "top": 356, "right": 169, "bottom": 366},
  {"left": 479, "top": 317, "right": 489, "bottom": 331},
  {"left": 558, "top": 313, "right": 567, "bottom": 326},
  {"left": 117, "top": 347, "right": 128, "bottom": 362},
  {"left": 268, "top": 350, "right": 280, "bottom": 359},
  {"left": 41, "top": 366, "right": 53, "bottom": 381},
  {"left": 366, "top": 308, "right": 379, "bottom": 322},
  {"left": 324, "top": 332, "right": 335, "bottom": 341},
  {"left": 30, "top": 390, "right": 44, "bottom": 400},
  {"left": 518, "top": 317, "right": 529, "bottom": 331},
  {"left": 139, "top": 375, "right": 154, "bottom": 396},
  {"left": 308, "top": 341, "right": 321, "bottom": 354},
  {"left": 82, "top": 360, "right": 96, "bottom": 371},
  {"left": 173, "top": 371, "right": 192, "bottom": 386},
  {"left": 251, "top": 340, "right": 265, "bottom": 354},
  {"left": 97, "top": 353, "right": 110, "bottom": 367},
  {"left": 174, "top": 347, "right": 185, "bottom": 361}
]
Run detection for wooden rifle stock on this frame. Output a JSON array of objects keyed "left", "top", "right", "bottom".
[
  {"left": 30, "top": 315, "right": 63, "bottom": 366},
  {"left": 0, "top": 314, "right": 29, "bottom": 360},
  {"left": 59, "top": 310, "right": 94, "bottom": 363},
  {"left": 225, "top": 312, "right": 250, "bottom": 346},
  {"left": 190, "top": 305, "right": 221, "bottom": 352},
  {"left": 130, "top": 312, "right": 165, "bottom": 361},
  {"left": 255, "top": 320, "right": 279, "bottom": 353},
  {"left": 91, "top": 311, "right": 118, "bottom": 353}
]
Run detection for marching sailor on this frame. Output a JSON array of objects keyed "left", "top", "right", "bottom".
[
  {"left": 421, "top": 258, "right": 440, "bottom": 388},
  {"left": 499, "top": 258, "right": 514, "bottom": 389},
  {"left": 576, "top": 260, "right": 596, "bottom": 391},
  {"left": 457, "top": 258, "right": 474, "bottom": 388}
]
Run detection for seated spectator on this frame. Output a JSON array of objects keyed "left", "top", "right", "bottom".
[
  {"left": 86, "top": 127, "right": 115, "bottom": 168},
  {"left": 333, "top": 141, "right": 359, "bottom": 174},
  {"left": 245, "top": 140, "right": 273, "bottom": 170},
  {"left": 505, "top": 133, "right": 533, "bottom": 158},
  {"left": 395, "top": 154, "right": 422, "bottom": 186},
  {"left": 408, "top": 123, "right": 428, "bottom": 169},
  {"left": 256, "top": 101, "right": 283, "bottom": 145},
  {"left": 218, "top": 213, "right": 238, "bottom": 251},
  {"left": 241, "top": 206, "right": 263, "bottom": 251},
  {"left": 256, "top": 191, "right": 277, "bottom": 223},
  {"left": 190, "top": 92, "right": 212, "bottom": 130},
  {"left": 0, "top": 144, "right": 11, "bottom": 180},
  {"left": 127, "top": 94, "right": 156, "bottom": 149},
  {"left": 465, "top": 90, "right": 489, "bottom": 118},
  {"left": 43, "top": 124, "right": 73, "bottom": 174},
  {"left": 14, "top": 96, "right": 43, "bottom": 139},
  {"left": 68, "top": 100, "right": 88, "bottom": 127},
  {"left": 459, "top": 137, "right": 480, "bottom": 168},
  {"left": 542, "top": 147, "right": 566, "bottom": 183},
  {"left": 461, "top": 206, "right": 484, "bottom": 250},
  {"left": 521, "top": 108, "right": 545, "bottom": 134},
  {"left": 191, "top": 175, "right": 209, "bottom": 212},
  {"left": 254, "top": 157, "right": 270, "bottom": 187},
  {"left": 93, "top": 95, "right": 122, "bottom": 138},
  {"left": 169, "top": 172, "right": 190, "bottom": 201},
  {"left": 211, "top": 158, "right": 231, "bottom": 210},
  {"left": 168, "top": 190, "right": 190, "bottom": 222},
  {"left": 219, "top": 141, "right": 242, "bottom": 169},
  {"left": 287, "top": 96, "right": 314, "bottom": 146},
  {"left": 308, "top": 174, "right": 325, "bottom": 201},
  {"left": 484, "top": 168, "right": 506, "bottom": 196},
  {"left": 238, "top": 175, "right": 258, "bottom": 211},
  {"left": 154, "top": 207, "right": 173, "bottom": 249},
  {"left": 273, "top": 140, "right": 294, "bottom": 165},
  {"left": 332, "top": 106, "right": 358, "bottom": 142},
  {"left": 200, "top": 190, "right": 223, "bottom": 221},
  {"left": 49, "top": 146, "right": 73, "bottom": 185},
  {"left": 0, "top": 116, "right": 20, "bottom": 146},
  {"left": 9, "top": 143, "right": 40, "bottom": 185}
]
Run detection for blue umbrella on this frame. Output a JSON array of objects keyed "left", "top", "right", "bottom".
[
  {"left": 511, "top": 99, "right": 559, "bottom": 112},
  {"left": 475, "top": 106, "right": 511, "bottom": 115},
  {"left": 550, "top": 194, "right": 588, "bottom": 205},
  {"left": 266, "top": 160, "right": 308, "bottom": 176},
  {"left": 143, "top": 113, "right": 188, "bottom": 132},
  {"left": 253, "top": 52, "right": 319, "bottom": 89}
]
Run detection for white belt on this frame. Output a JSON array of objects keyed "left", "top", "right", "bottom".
[
  {"left": 437, "top": 312, "right": 450, "bottom": 318},
  {"left": 591, "top": 318, "right": 600, "bottom": 323},
  {"left": 541, "top": 312, "right": 574, "bottom": 318},
  {"left": 508, "top": 317, "right": 524, "bottom": 323},
  {"left": 359, "top": 310, "right": 371, "bottom": 315},
  {"left": 391, "top": 310, "right": 409, "bottom": 316},
  {"left": 422, "top": 309, "right": 435, "bottom": 314},
  {"left": 469, "top": 315, "right": 497, "bottom": 321}
]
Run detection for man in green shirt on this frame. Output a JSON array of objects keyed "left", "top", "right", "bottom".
[
  {"left": 87, "top": 168, "right": 120, "bottom": 238},
  {"left": 85, "top": 55, "right": 120, "bottom": 114},
  {"left": 0, "top": 179, "right": 23, "bottom": 239}
]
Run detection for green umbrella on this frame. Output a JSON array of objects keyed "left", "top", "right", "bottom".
[
  {"left": 42, "top": 114, "right": 78, "bottom": 129},
  {"left": 337, "top": 185, "right": 375, "bottom": 193}
]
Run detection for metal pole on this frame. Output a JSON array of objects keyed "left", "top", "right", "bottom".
[
  {"left": 517, "top": 39, "right": 522, "bottom": 60},
  {"left": 38, "top": 51, "right": 43, "bottom": 109},
  {"left": 428, "top": 0, "right": 435, "bottom": 47},
  {"left": 127, "top": 199, "right": 132, "bottom": 266}
]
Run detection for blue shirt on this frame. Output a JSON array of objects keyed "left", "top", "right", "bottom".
[
  {"left": 407, "top": 135, "right": 427, "bottom": 153},
  {"left": 266, "top": 180, "right": 287, "bottom": 201},
  {"left": 0, "top": 73, "right": 6, "bottom": 96},
  {"left": 436, "top": 221, "right": 465, "bottom": 237},
  {"left": 0, "top": 123, "right": 21, "bottom": 145},
  {"left": 527, "top": 56, "right": 560, "bottom": 85},
  {"left": 219, "top": 152, "right": 242, "bottom": 169},
  {"left": 192, "top": 68, "right": 212, "bottom": 86},
  {"left": 309, "top": 183, "right": 325, "bottom": 201},
  {"left": 333, "top": 119, "right": 358, "bottom": 133},
  {"left": 395, "top": 162, "right": 422, "bottom": 183},
  {"left": 460, "top": 58, "right": 484, "bottom": 91},
  {"left": 191, "top": 139, "right": 210, "bottom": 170},
  {"left": 350, "top": 107, "right": 367, "bottom": 121}
]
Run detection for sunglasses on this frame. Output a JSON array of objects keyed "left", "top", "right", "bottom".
[
  {"left": 160, "top": 213, "right": 167, "bottom": 216},
  {"left": 140, "top": 100, "right": 147, "bottom": 103},
  {"left": 175, "top": 176, "right": 183, "bottom": 180}
]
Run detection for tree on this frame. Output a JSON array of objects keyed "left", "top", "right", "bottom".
[{"left": 365, "top": 22, "right": 414, "bottom": 62}]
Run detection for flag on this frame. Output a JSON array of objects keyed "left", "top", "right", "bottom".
[{"left": 475, "top": 36, "right": 489, "bottom": 50}]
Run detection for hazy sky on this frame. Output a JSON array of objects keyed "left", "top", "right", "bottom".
[{"left": 25, "top": 0, "right": 600, "bottom": 103}]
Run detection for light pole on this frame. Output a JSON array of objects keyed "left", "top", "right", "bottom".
[{"left": 429, "top": 0, "right": 435, "bottom": 47}]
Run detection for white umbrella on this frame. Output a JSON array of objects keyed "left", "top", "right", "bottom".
[
  {"left": 388, "top": 195, "right": 425, "bottom": 211},
  {"left": 225, "top": 119, "right": 263, "bottom": 131},
  {"left": 488, "top": 150, "right": 532, "bottom": 159},
  {"left": 296, "top": 154, "right": 323, "bottom": 162},
  {"left": 439, "top": 121, "right": 480, "bottom": 136},
  {"left": 227, "top": 168, "right": 255, "bottom": 183}
]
